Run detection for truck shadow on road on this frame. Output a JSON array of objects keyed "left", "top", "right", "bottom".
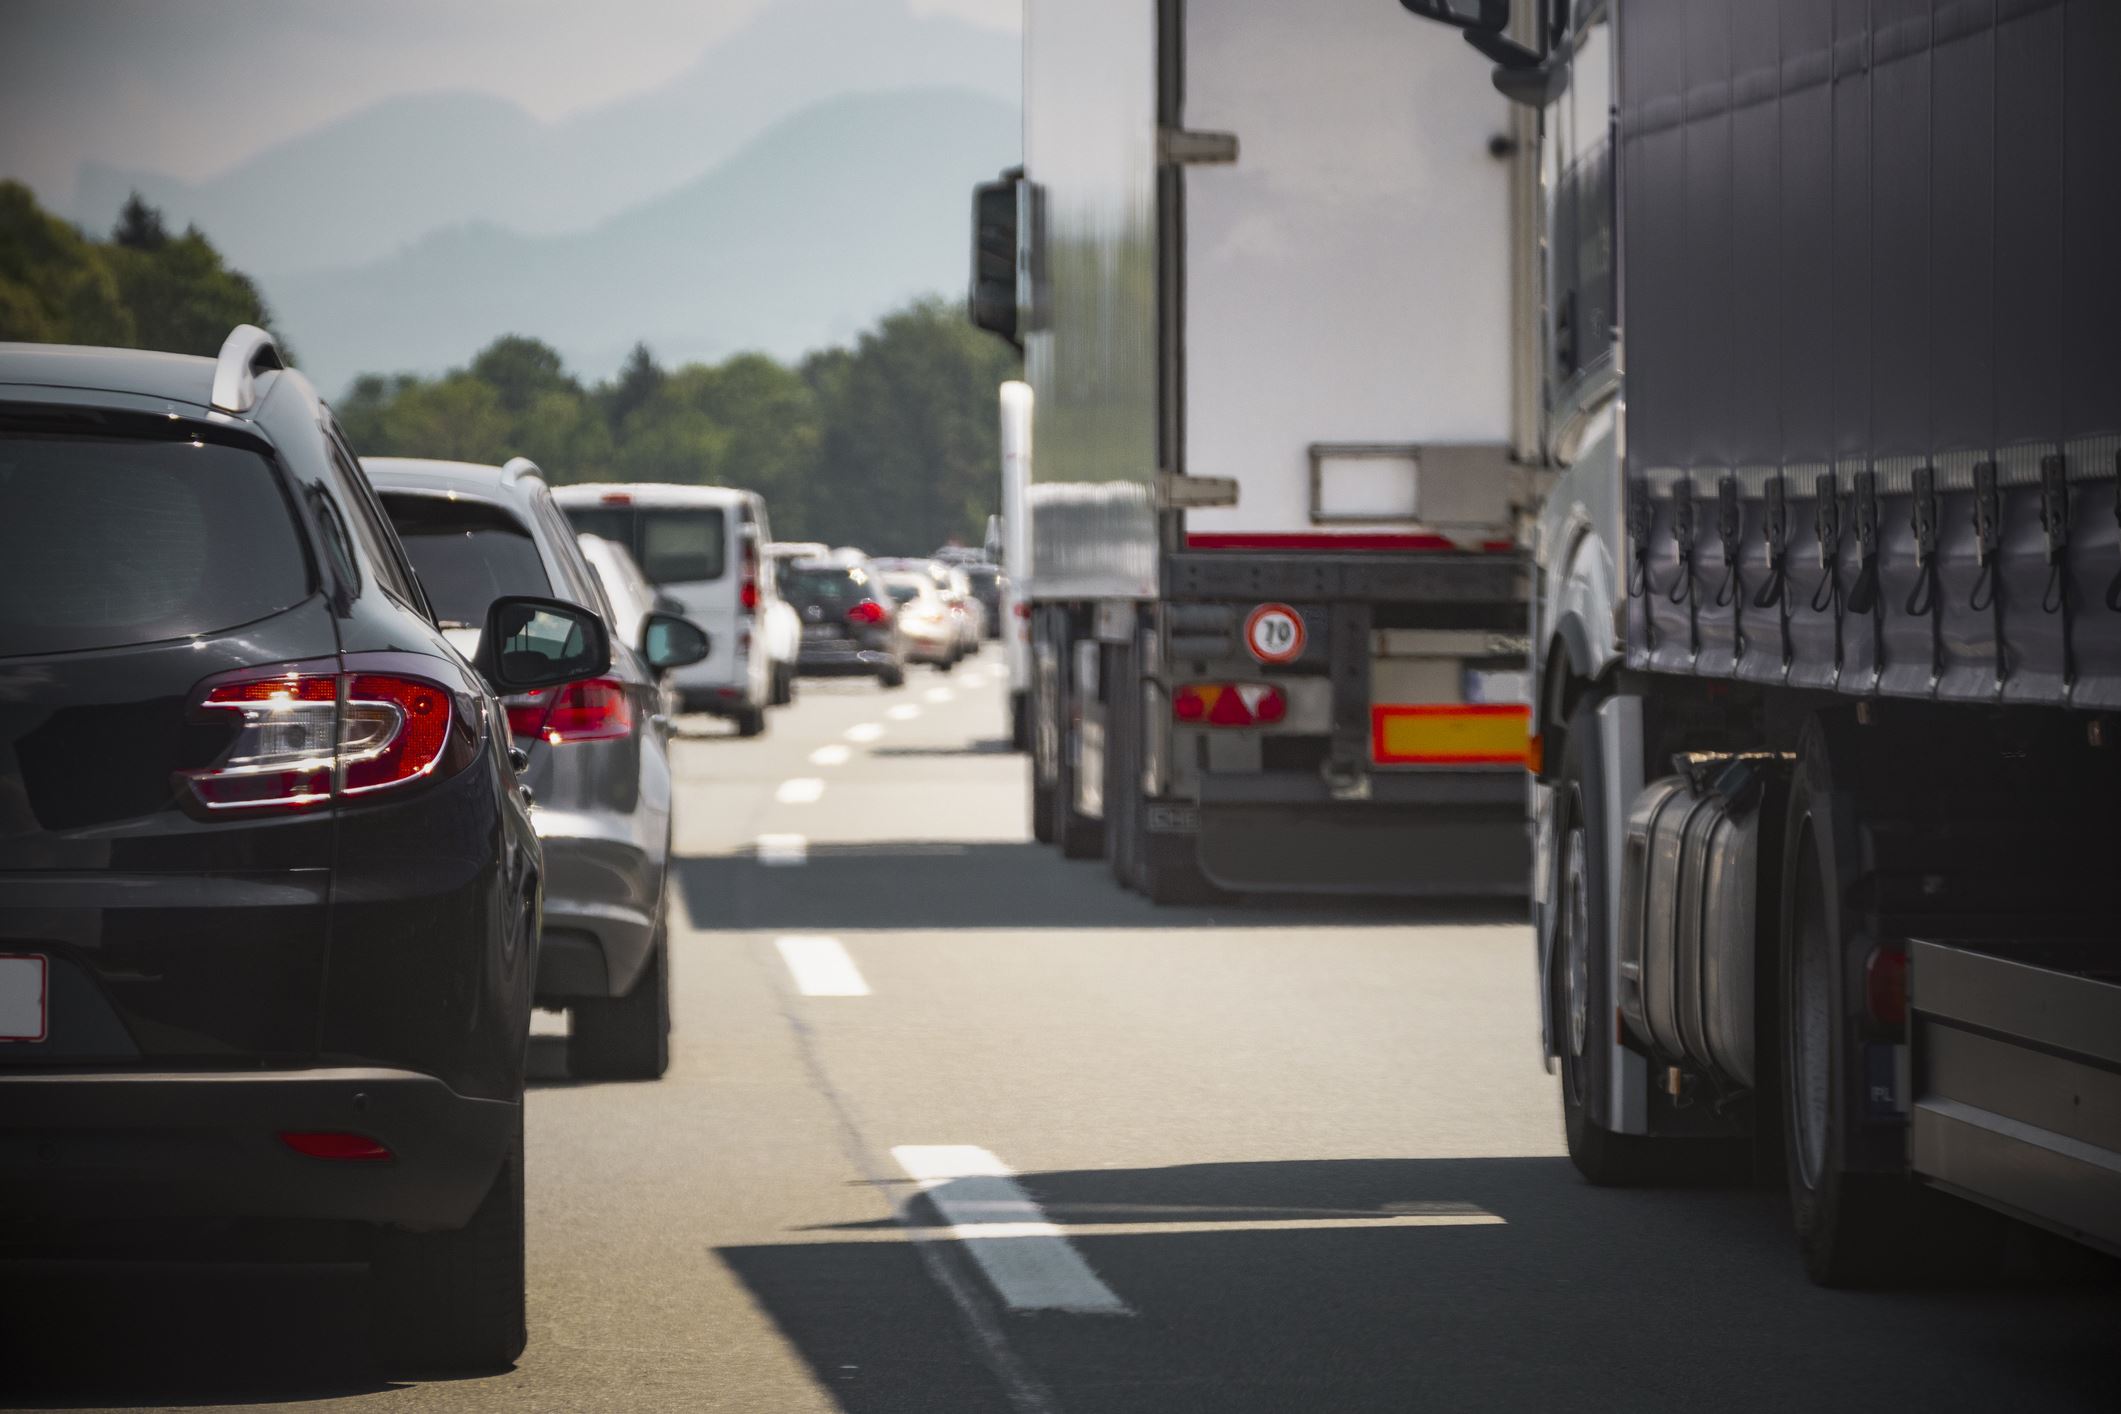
[
  {"left": 716, "top": 1155, "right": 2121, "bottom": 1414},
  {"left": 674, "top": 841, "right": 1521, "bottom": 933}
]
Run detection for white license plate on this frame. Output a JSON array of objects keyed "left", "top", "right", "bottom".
[
  {"left": 803, "top": 625, "right": 839, "bottom": 639},
  {"left": 0, "top": 954, "right": 48, "bottom": 1042}
]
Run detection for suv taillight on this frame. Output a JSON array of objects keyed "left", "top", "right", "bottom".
[
  {"left": 183, "top": 670, "right": 453, "bottom": 810},
  {"left": 740, "top": 538, "right": 760, "bottom": 613},
  {"left": 507, "top": 678, "right": 633, "bottom": 745}
]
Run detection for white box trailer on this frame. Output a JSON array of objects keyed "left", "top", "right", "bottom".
[{"left": 971, "top": 0, "right": 1541, "bottom": 900}]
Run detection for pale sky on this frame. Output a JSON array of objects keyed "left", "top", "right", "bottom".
[{"left": 0, "top": 0, "right": 1019, "bottom": 204}]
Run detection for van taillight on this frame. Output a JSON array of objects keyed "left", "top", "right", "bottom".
[
  {"left": 507, "top": 679, "right": 633, "bottom": 744},
  {"left": 184, "top": 670, "right": 454, "bottom": 810},
  {"left": 740, "top": 538, "right": 759, "bottom": 613}
]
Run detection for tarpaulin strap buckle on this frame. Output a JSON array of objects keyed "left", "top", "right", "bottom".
[
  {"left": 1810, "top": 472, "right": 1841, "bottom": 612},
  {"left": 1969, "top": 461, "right": 2002, "bottom": 612},
  {"left": 1714, "top": 477, "right": 1742, "bottom": 608},
  {"left": 1626, "top": 480, "right": 1655, "bottom": 598},
  {"left": 1755, "top": 476, "right": 1792, "bottom": 668},
  {"left": 1904, "top": 466, "right": 1943, "bottom": 686},
  {"left": 2039, "top": 454, "right": 2074, "bottom": 689},
  {"left": 1847, "top": 470, "right": 1880, "bottom": 613},
  {"left": 1969, "top": 462, "right": 2006, "bottom": 689},
  {"left": 1669, "top": 481, "right": 1700, "bottom": 659}
]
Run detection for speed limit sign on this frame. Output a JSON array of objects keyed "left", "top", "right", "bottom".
[{"left": 1243, "top": 602, "right": 1307, "bottom": 664}]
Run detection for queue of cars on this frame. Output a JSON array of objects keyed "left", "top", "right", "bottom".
[{"left": 0, "top": 326, "right": 949, "bottom": 1373}]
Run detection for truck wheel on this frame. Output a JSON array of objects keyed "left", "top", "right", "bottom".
[
  {"left": 1553, "top": 699, "right": 1695, "bottom": 1185},
  {"left": 370, "top": 1103, "right": 527, "bottom": 1372},
  {"left": 1776, "top": 739, "right": 2001, "bottom": 1284},
  {"left": 569, "top": 924, "right": 671, "bottom": 1082},
  {"left": 1010, "top": 690, "right": 1029, "bottom": 752},
  {"left": 734, "top": 706, "right": 767, "bottom": 738},
  {"left": 1052, "top": 725, "right": 1103, "bottom": 859}
]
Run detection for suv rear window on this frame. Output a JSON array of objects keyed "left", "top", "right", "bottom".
[
  {"left": 783, "top": 565, "right": 872, "bottom": 609},
  {"left": 560, "top": 505, "right": 725, "bottom": 585},
  {"left": 0, "top": 433, "right": 309, "bottom": 657},
  {"left": 381, "top": 495, "right": 550, "bottom": 628}
]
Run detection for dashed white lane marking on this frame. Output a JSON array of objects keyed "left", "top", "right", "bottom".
[
  {"left": 756, "top": 834, "right": 808, "bottom": 865},
  {"left": 925, "top": 687, "right": 954, "bottom": 703},
  {"left": 845, "top": 723, "right": 884, "bottom": 743},
  {"left": 809, "top": 743, "right": 851, "bottom": 767},
  {"left": 891, "top": 1146, "right": 1130, "bottom": 1316},
  {"left": 776, "top": 777, "right": 825, "bottom": 805},
  {"left": 774, "top": 936, "right": 869, "bottom": 996},
  {"left": 784, "top": 1213, "right": 1504, "bottom": 1243},
  {"left": 887, "top": 704, "right": 921, "bottom": 721},
  {"left": 960, "top": 671, "right": 986, "bottom": 687}
]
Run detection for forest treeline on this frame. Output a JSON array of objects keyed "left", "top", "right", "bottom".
[{"left": 0, "top": 183, "right": 1020, "bottom": 551}]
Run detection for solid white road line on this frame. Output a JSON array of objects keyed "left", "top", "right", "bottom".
[
  {"left": 887, "top": 704, "right": 921, "bottom": 721},
  {"left": 925, "top": 687, "right": 954, "bottom": 703},
  {"left": 809, "top": 743, "right": 851, "bottom": 767},
  {"left": 845, "top": 723, "right": 884, "bottom": 743},
  {"left": 755, "top": 833, "right": 808, "bottom": 865},
  {"left": 780, "top": 1213, "right": 1505, "bottom": 1243},
  {"left": 775, "top": 777, "right": 825, "bottom": 804},
  {"left": 774, "top": 936, "right": 869, "bottom": 997},
  {"left": 891, "top": 1146, "right": 1130, "bottom": 1316}
]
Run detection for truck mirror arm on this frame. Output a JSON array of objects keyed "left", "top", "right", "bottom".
[{"left": 1465, "top": 28, "right": 1569, "bottom": 109}]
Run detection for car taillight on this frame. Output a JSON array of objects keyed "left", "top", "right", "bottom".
[
  {"left": 847, "top": 600, "right": 888, "bottom": 625},
  {"left": 1172, "top": 682, "right": 1286, "bottom": 727},
  {"left": 507, "top": 678, "right": 632, "bottom": 745},
  {"left": 184, "top": 669, "right": 453, "bottom": 810}
]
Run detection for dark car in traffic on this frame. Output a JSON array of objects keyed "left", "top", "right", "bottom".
[
  {"left": 963, "top": 563, "right": 1004, "bottom": 639},
  {"left": 0, "top": 328, "right": 609, "bottom": 1371},
  {"left": 785, "top": 557, "right": 908, "bottom": 688},
  {"left": 367, "top": 458, "right": 708, "bottom": 1082}
]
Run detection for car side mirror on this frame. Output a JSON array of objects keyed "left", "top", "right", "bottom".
[
  {"left": 476, "top": 596, "right": 610, "bottom": 694},
  {"left": 641, "top": 612, "right": 711, "bottom": 672},
  {"left": 1398, "top": 0, "right": 1508, "bottom": 30}
]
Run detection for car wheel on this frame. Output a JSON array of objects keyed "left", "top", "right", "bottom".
[
  {"left": 938, "top": 653, "right": 957, "bottom": 674},
  {"left": 879, "top": 660, "right": 906, "bottom": 689},
  {"left": 370, "top": 1102, "right": 526, "bottom": 1372},
  {"left": 734, "top": 706, "right": 767, "bottom": 738},
  {"left": 570, "top": 925, "right": 671, "bottom": 1082}
]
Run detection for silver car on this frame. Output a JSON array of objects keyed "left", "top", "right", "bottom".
[{"left": 368, "top": 457, "right": 709, "bottom": 1080}]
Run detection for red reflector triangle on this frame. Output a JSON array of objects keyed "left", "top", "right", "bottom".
[{"left": 1208, "top": 685, "right": 1254, "bottom": 726}]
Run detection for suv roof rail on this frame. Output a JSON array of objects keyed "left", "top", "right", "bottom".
[
  {"left": 500, "top": 456, "right": 544, "bottom": 484},
  {"left": 210, "top": 324, "right": 284, "bottom": 414}
]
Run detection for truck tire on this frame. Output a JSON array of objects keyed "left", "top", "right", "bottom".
[
  {"left": 569, "top": 922, "right": 671, "bottom": 1082},
  {"left": 1777, "top": 729, "right": 1998, "bottom": 1284},
  {"left": 370, "top": 1103, "right": 527, "bottom": 1372},
  {"left": 1053, "top": 719, "right": 1103, "bottom": 859},
  {"left": 1553, "top": 697, "right": 1698, "bottom": 1185}
]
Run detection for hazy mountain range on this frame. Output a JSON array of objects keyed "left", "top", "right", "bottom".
[{"left": 63, "top": 0, "right": 1020, "bottom": 394}]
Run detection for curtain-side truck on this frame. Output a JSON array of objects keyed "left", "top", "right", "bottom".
[
  {"left": 970, "top": 0, "right": 1543, "bottom": 903},
  {"left": 1400, "top": 0, "right": 2120, "bottom": 1278}
]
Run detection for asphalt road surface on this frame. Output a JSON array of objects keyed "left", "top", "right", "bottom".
[{"left": 6, "top": 652, "right": 2117, "bottom": 1412}]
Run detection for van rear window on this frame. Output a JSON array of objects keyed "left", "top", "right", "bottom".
[
  {"left": 0, "top": 433, "right": 309, "bottom": 657},
  {"left": 560, "top": 504, "right": 725, "bottom": 585}
]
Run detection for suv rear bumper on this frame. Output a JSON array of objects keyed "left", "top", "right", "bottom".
[{"left": 0, "top": 1066, "right": 515, "bottom": 1230}]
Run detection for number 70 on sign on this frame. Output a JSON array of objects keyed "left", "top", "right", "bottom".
[{"left": 1243, "top": 603, "right": 1307, "bottom": 664}]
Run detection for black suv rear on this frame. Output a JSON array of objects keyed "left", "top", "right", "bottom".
[{"left": 0, "top": 329, "right": 606, "bottom": 1370}]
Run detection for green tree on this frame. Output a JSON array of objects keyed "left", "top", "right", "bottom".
[
  {"left": 112, "top": 192, "right": 170, "bottom": 251},
  {"left": 104, "top": 225, "right": 279, "bottom": 358},
  {"left": 0, "top": 180, "right": 135, "bottom": 345},
  {"left": 600, "top": 342, "right": 665, "bottom": 430},
  {"left": 470, "top": 335, "right": 575, "bottom": 414}
]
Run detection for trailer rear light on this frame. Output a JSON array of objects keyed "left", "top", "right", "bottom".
[
  {"left": 1173, "top": 682, "right": 1286, "bottom": 727},
  {"left": 1015, "top": 602, "right": 1032, "bottom": 619},
  {"left": 1864, "top": 945, "right": 1908, "bottom": 1030},
  {"left": 279, "top": 1131, "right": 393, "bottom": 1162},
  {"left": 184, "top": 669, "right": 454, "bottom": 810},
  {"left": 847, "top": 599, "right": 889, "bottom": 625}
]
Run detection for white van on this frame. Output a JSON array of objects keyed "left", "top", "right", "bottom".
[{"left": 553, "top": 484, "right": 798, "bottom": 736}]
